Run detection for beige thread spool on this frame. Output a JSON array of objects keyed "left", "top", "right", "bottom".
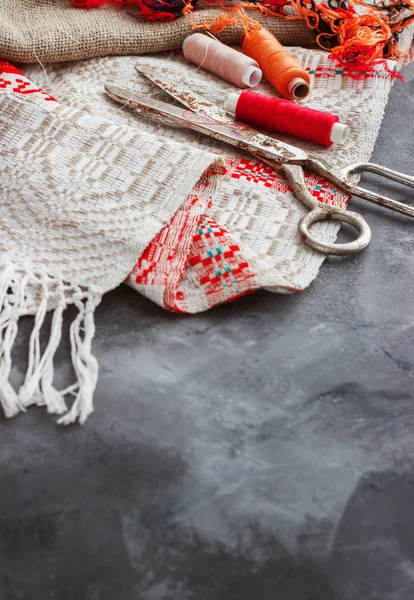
[{"left": 182, "top": 33, "right": 262, "bottom": 88}]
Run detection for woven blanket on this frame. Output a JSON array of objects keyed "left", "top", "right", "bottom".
[
  {"left": 0, "top": 51, "right": 403, "bottom": 423},
  {"left": 0, "top": 61, "right": 227, "bottom": 423},
  {"left": 18, "top": 49, "right": 405, "bottom": 308},
  {"left": 0, "top": 2, "right": 412, "bottom": 421}
]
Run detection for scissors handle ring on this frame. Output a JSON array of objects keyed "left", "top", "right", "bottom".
[{"left": 298, "top": 208, "right": 372, "bottom": 255}]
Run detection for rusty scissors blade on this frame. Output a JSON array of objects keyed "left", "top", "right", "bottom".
[
  {"left": 104, "top": 85, "right": 308, "bottom": 164},
  {"left": 105, "top": 82, "right": 414, "bottom": 256}
]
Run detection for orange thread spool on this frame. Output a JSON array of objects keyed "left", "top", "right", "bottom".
[{"left": 242, "top": 28, "right": 311, "bottom": 100}]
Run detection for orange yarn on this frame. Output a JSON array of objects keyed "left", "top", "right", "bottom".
[
  {"left": 183, "top": 1, "right": 299, "bottom": 34},
  {"left": 330, "top": 13, "right": 394, "bottom": 62},
  {"left": 183, "top": 0, "right": 413, "bottom": 78},
  {"left": 289, "top": 0, "right": 414, "bottom": 73},
  {"left": 242, "top": 28, "right": 311, "bottom": 98}
]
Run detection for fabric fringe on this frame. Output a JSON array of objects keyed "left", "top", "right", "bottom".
[{"left": 0, "top": 261, "right": 102, "bottom": 425}]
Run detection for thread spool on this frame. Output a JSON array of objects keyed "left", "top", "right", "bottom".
[
  {"left": 242, "top": 28, "right": 311, "bottom": 100},
  {"left": 182, "top": 33, "right": 262, "bottom": 89},
  {"left": 225, "top": 90, "right": 348, "bottom": 147}
]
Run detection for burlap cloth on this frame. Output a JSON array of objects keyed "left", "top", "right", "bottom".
[{"left": 0, "top": 0, "right": 315, "bottom": 63}]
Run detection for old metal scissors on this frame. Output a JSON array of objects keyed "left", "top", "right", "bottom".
[{"left": 104, "top": 77, "right": 414, "bottom": 256}]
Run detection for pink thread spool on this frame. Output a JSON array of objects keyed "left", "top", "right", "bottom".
[{"left": 182, "top": 33, "right": 262, "bottom": 89}]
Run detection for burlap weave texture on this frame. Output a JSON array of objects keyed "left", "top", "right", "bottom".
[{"left": 0, "top": 0, "right": 315, "bottom": 63}]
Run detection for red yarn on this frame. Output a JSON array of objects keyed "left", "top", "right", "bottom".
[
  {"left": 0, "top": 61, "right": 22, "bottom": 75},
  {"left": 234, "top": 90, "right": 340, "bottom": 147},
  {"left": 131, "top": 0, "right": 177, "bottom": 20},
  {"left": 70, "top": 0, "right": 180, "bottom": 20},
  {"left": 262, "top": 0, "right": 290, "bottom": 13},
  {"left": 70, "top": 0, "right": 124, "bottom": 6}
]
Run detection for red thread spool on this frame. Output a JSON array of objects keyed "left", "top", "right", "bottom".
[{"left": 225, "top": 90, "right": 348, "bottom": 147}]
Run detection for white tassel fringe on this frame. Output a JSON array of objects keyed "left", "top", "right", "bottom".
[{"left": 0, "top": 262, "right": 101, "bottom": 424}]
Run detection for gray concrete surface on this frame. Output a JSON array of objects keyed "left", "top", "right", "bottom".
[{"left": 1, "top": 63, "right": 413, "bottom": 600}]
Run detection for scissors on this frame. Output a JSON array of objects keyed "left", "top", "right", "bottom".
[{"left": 104, "top": 74, "right": 414, "bottom": 256}]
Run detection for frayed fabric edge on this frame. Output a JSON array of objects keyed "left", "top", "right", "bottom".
[{"left": 0, "top": 260, "right": 102, "bottom": 425}]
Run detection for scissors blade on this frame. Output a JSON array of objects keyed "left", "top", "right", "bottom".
[
  {"left": 105, "top": 84, "right": 308, "bottom": 165},
  {"left": 135, "top": 64, "right": 230, "bottom": 122}
]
